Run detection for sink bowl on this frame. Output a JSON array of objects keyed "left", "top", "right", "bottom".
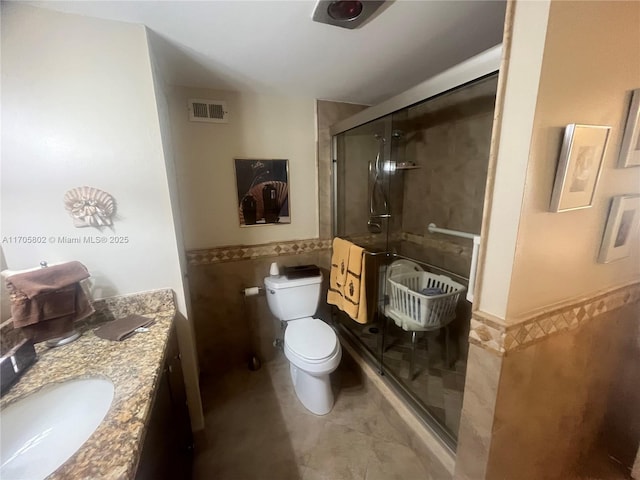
[{"left": 1, "top": 377, "right": 114, "bottom": 480}]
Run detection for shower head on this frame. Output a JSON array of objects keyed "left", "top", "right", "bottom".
[{"left": 373, "top": 133, "right": 386, "bottom": 141}]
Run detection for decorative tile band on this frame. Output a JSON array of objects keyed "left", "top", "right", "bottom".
[
  {"left": 186, "top": 238, "right": 333, "bottom": 266},
  {"left": 470, "top": 281, "right": 640, "bottom": 354},
  {"left": 186, "top": 231, "right": 472, "bottom": 266}
]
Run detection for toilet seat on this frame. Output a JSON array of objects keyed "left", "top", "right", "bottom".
[{"left": 284, "top": 317, "right": 338, "bottom": 363}]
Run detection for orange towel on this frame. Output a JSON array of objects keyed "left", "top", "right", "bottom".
[
  {"left": 327, "top": 237, "right": 351, "bottom": 310},
  {"left": 343, "top": 244, "right": 368, "bottom": 324}
]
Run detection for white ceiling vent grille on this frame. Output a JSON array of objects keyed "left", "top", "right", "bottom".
[{"left": 188, "top": 99, "right": 228, "bottom": 123}]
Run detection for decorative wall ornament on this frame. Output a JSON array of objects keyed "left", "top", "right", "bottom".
[
  {"left": 618, "top": 88, "right": 640, "bottom": 168},
  {"left": 549, "top": 124, "right": 611, "bottom": 212},
  {"left": 598, "top": 194, "right": 640, "bottom": 263},
  {"left": 63, "top": 186, "right": 116, "bottom": 228}
]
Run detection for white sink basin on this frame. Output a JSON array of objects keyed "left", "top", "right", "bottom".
[{"left": 1, "top": 377, "right": 114, "bottom": 480}]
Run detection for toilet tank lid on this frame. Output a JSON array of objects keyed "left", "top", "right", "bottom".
[{"left": 264, "top": 273, "right": 322, "bottom": 290}]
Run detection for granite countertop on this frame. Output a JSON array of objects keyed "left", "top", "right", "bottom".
[{"left": 0, "top": 289, "right": 176, "bottom": 480}]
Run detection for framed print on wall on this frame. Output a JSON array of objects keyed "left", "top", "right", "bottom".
[
  {"left": 618, "top": 88, "right": 640, "bottom": 168},
  {"left": 598, "top": 195, "right": 640, "bottom": 263},
  {"left": 549, "top": 124, "right": 611, "bottom": 212},
  {"left": 234, "top": 159, "right": 290, "bottom": 226}
]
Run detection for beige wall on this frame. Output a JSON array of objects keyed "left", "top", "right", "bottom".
[
  {"left": 507, "top": 0, "right": 640, "bottom": 319},
  {"left": 189, "top": 100, "right": 367, "bottom": 375},
  {"left": 1, "top": 3, "right": 204, "bottom": 429},
  {"left": 487, "top": 304, "right": 639, "bottom": 479},
  {"left": 457, "top": 1, "right": 640, "bottom": 478},
  {"left": 167, "top": 87, "right": 318, "bottom": 250},
  {"left": 147, "top": 31, "right": 205, "bottom": 430},
  {"left": 1, "top": 4, "right": 184, "bottom": 302}
]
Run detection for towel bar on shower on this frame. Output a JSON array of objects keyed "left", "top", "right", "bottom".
[{"left": 427, "top": 223, "right": 481, "bottom": 303}]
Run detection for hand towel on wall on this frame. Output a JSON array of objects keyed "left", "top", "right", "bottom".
[
  {"left": 342, "top": 244, "right": 368, "bottom": 324},
  {"left": 6, "top": 261, "right": 95, "bottom": 342},
  {"left": 326, "top": 237, "right": 352, "bottom": 310}
]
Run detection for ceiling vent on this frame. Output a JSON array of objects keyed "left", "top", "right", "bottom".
[{"left": 188, "top": 99, "right": 228, "bottom": 123}]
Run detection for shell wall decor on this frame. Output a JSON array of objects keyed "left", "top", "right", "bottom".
[{"left": 63, "top": 186, "right": 116, "bottom": 228}]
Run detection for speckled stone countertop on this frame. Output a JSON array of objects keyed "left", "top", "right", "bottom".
[{"left": 0, "top": 288, "right": 176, "bottom": 480}]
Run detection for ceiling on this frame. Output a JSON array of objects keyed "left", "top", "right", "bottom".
[{"left": 25, "top": 0, "right": 507, "bottom": 105}]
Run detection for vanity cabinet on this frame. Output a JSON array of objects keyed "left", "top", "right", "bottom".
[{"left": 135, "top": 327, "right": 193, "bottom": 480}]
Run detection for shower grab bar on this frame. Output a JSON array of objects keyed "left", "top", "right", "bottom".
[
  {"left": 426, "top": 223, "right": 481, "bottom": 303},
  {"left": 427, "top": 223, "right": 477, "bottom": 240}
]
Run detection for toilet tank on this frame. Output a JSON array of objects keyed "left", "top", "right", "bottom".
[{"left": 264, "top": 274, "right": 322, "bottom": 321}]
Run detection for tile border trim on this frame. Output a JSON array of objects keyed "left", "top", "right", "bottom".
[
  {"left": 186, "top": 238, "right": 332, "bottom": 266},
  {"left": 186, "top": 231, "right": 472, "bottom": 267},
  {"left": 470, "top": 281, "right": 640, "bottom": 354}
]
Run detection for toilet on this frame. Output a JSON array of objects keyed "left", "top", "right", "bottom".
[{"left": 264, "top": 272, "right": 341, "bottom": 415}]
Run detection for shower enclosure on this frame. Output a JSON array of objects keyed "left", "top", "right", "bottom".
[{"left": 331, "top": 68, "right": 499, "bottom": 450}]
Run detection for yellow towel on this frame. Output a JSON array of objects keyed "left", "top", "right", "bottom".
[
  {"left": 327, "top": 237, "right": 351, "bottom": 310},
  {"left": 343, "top": 244, "right": 368, "bottom": 324}
]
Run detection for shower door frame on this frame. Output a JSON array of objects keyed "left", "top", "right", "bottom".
[{"left": 329, "top": 45, "right": 502, "bottom": 138}]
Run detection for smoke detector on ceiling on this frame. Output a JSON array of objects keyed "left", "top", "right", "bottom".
[{"left": 311, "top": 1, "right": 387, "bottom": 29}]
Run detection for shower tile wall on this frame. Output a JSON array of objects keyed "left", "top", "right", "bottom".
[
  {"left": 398, "top": 75, "right": 498, "bottom": 277},
  {"left": 338, "top": 133, "right": 377, "bottom": 237},
  {"left": 316, "top": 100, "right": 367, "bottom": 240}
]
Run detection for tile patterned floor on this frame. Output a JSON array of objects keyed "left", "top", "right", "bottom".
[
  {"left": 347, "top": 319, "right": 466, "bottom": 439},
  {"left": 193, "top": 355, "right": 438, "bottom": 480}
]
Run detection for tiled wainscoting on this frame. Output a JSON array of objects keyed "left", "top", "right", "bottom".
[
  {"left": 469, "top": 282, "right": 640, "bottom": 354},
  {"left": 457, "top": 281, "right": 640, "bottom": 480},
  {"left": 187, "top": 239, "right": 332, "bottom": 266}
]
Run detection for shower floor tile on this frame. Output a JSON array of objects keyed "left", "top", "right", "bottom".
[
  {"left": 192, "top": 354, "right": 441, "bottom": 480},
  {"left": 342, "top": 317, "right": 466, "bottom": 440}
]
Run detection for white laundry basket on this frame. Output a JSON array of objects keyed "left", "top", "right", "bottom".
[{"left": 386, "top": 271, "right": 466, "bottom": 329}]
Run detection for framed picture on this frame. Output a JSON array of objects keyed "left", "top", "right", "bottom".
[
  {"left": 549, "top": 124, "right": 611, "bottom": 212},
  {"left": 598, "top": 194, "right": 640, "bottom": 263},
  {"left": 618, "top": 89, "right": 640, "bottom": 168},
  {"left": 234, "top": 159, "right": 290, "bottom": 226}
]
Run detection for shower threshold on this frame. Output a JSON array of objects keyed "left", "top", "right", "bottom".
[{"left": 336, "top": 320, "right": 458, "bottom": 453}]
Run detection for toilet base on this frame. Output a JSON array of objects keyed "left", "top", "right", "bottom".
[{"left": 289, "top": 363, "right": 334, "bottom": 415}]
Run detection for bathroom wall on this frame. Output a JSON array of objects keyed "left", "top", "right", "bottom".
[
  {"left": 147, "top": 32, "right": 205, "bottom": 430},
  {"left": 183, "top": 100, "right": 364, "bottom": 376},
  {"left": 167, "top": 86, "right": 318, "bottom": 249},
  {"left": 505, "top": 0, "right": 640, "bottom": 319},
  {"left": 1, "top": 3, "right": 184, "bottom": 301},
  {"left": 457, "top": 1, "right": 640, "bottom": 478},
  {"left": 0, "top": 3, "right": 204, "bottom": 428}
]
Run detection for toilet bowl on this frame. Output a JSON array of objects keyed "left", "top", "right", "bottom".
[
  {"left": 284, "top": 317, "right": 341, "bottom": 415},
  {"left": 264, "top": 271, "right": 341, "bottom": 415}
]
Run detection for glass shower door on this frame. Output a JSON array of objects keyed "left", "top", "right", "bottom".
[{"left": 333, "top": 115, "right": 394, "bottom": 360}]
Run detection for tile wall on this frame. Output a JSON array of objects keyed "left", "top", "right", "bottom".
[
  {"left": 187, "top": 249, "right": 331, "bottom": 377},
  {"left": 455, "top": 281, "right": 640, "bottom": 479},
  {"left": 316, "top": 100, "right": 368, "bottom": 239}
]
